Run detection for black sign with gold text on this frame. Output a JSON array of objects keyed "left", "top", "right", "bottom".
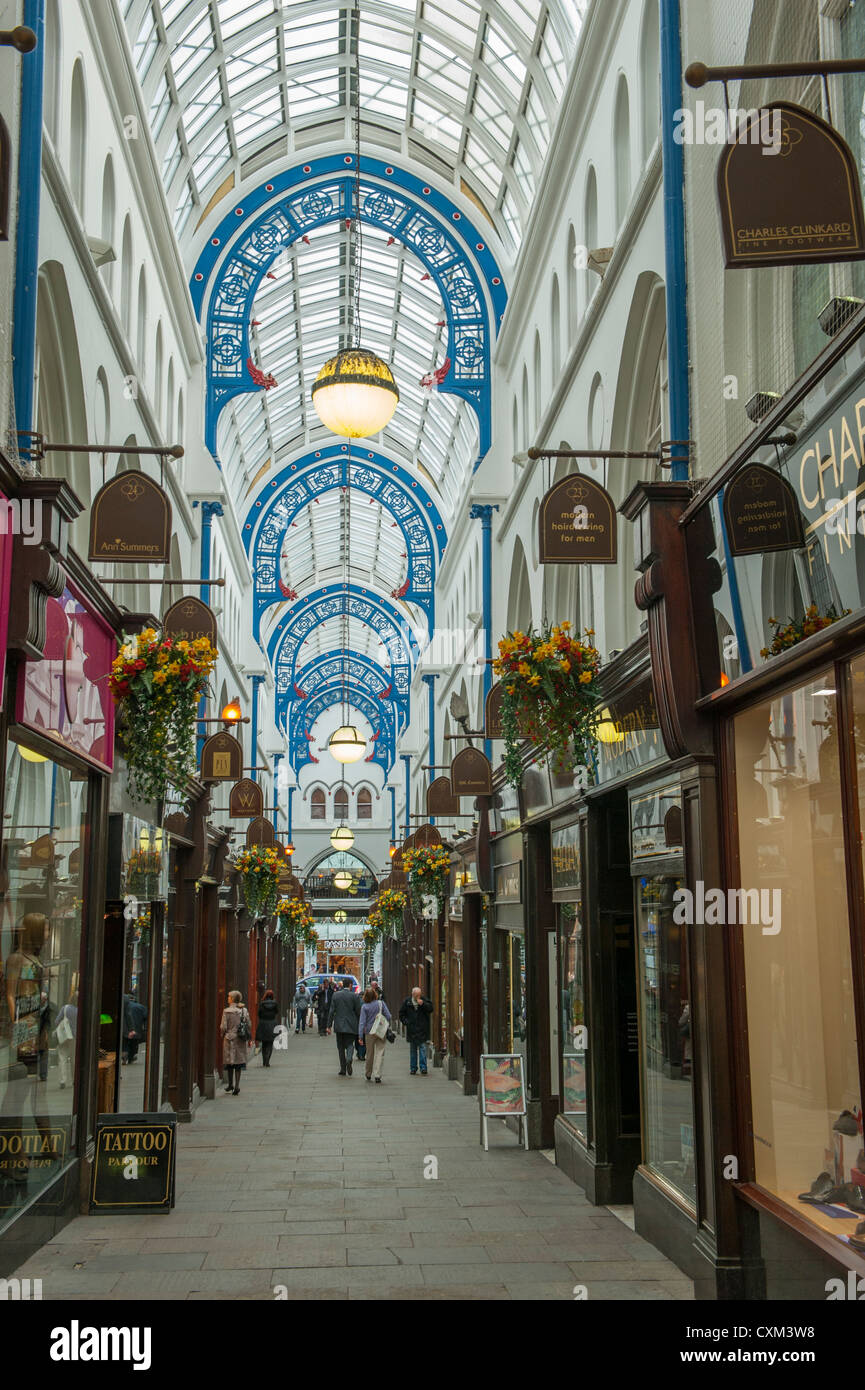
[
  {"left": 200, "top": 731, "right": 243, "bottom": 783},
  {"left": 718, "top": 103, "right": 865, "bottom": 268},
  {"left": 451, "top": 746, "right": 493, "bottom": 797},
  {"left": 539, "top": 474, "right": 617, "bottom": 564},
  {"left": 485, "top": 681, "right": 505, "bottom": 739},
  {"left": 246, "top": 816, "right": 276, "bottom": 848},
  {"left": 162, "top": 596, "right": 218, "bottom": 648},
  {"left": 0, "top": 1122, "right": 69, "bottom": 1210},
  {"left": 724, "top": 463, "right": 805, "bottom": 556},
  {"left": 91, "top": 1113, "right": 176, "bottom": 1213},
  {"left": 228, "top": 778, "right": 264, "bottom": 819},
  {"left": 427, "top": 776, "right": 460, "bottom": 816},
  {"left": 89, "top": 474, "right": 172, "bottom": 564}
]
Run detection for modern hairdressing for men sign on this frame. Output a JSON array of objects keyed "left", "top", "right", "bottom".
[{"left": 91, "top": 1113, "right": 176, "bottom": 1213}]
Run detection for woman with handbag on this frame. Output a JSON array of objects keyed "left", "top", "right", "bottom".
[
  {"left": 54, "top": 989, "right": 78, "bottom": 1090},
  {"left": 220, "top": 990, "right": 252, "bottom": 1095},
  {"left": 358, "top": 987, "right": 392, "bottom": 1084}
]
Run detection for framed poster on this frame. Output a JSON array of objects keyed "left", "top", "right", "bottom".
[
  {"left": 479, "top": 1054, "right": 527, "bottom": 1115},
  {"left": 562, "top": 1054, "right": 587, "bottom": 1116}
]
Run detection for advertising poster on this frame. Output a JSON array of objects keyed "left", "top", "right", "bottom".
[{"left": 480, "top": 1054, "right": 527, "bottom": 1116}]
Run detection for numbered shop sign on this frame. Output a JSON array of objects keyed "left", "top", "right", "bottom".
[
  {"left": 91, "top": 1113, "right": 177, "bottom": 1214},
  {"left": 427, "top": 775, "right": 460, "bottom": 817},
  {"left": 723, "top": 463, "right": 805, "bottom": 556},
  {"left": 162, "top": 596, "right": 218, "bottom": 648},
  {"left": 89, "top": 474, "right": 172, "bottom": 564},
  {"left": 245, "top": 816, "right": 276, "bottom": 848},
  {"left": 451, "top": 746, "right": 492, "bottom": 797},
  {"left": 200, "top": 731, "right": 242, "bottom": 783},
  {"left": 228, "top": 777, "right": 264, "bottom": 819},
  {"left": 718, "top": 102, "right": 865, "bottom": 268},
  {"left": 538, "top": 474, "right": 617, "bottom": 564}
]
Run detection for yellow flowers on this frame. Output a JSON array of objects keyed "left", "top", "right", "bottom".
[
  {"left": 559, "top": 658, "right": 571, "bottom": 672},
  {"left": 528, "top": 673, "right": 542, "bottom": 686},
  {"left": 579, "top": 670, "right": 592, "bottom": 684},
  {"left": 517, "top": 661, "right": 531, "bottom": 677}
]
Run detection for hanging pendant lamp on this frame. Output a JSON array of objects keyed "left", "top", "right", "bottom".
[
  {"left": 311, "top": 4, "right": 398, "bottom": 440},
  {"left": 329, "top": 724, "right": 367, "bottom": 764},
  {"left": 330, "top": 823, "right": 355, "bottom": 850}
]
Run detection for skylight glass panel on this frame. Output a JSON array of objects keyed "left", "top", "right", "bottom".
[
  {"left": 233, "top": 92, "right": 284, "bottom": 145},
  {"left": 288, "top": 72, "right": 341, "bottom": 119},
  {"left": 161, "top": 0, "right": 196, "bottom": 28},
  {"left": 470, "top": 80, "right": 513, "bottom": 154},
  {"left": 508, "top": 0, "right": 543, "bottom": 36},
  {"left": 421, "top": 0, "right": 478, "bottom": 55},
  {"left": 537, "top": 16, "right": 566, "bottom": 98},
  {"left": 150, "top": 73, "right": 173, "bottom": 138},
  {"left": 172, "top": 12, "right": 215, "bottom": 89},
  {"left": 360, "top": 19, "right": 412, "bottom": 69},
  {"left": 218, "top": 0, "right": 273, "bottom": 40},
  {"left": 283, "top": 13, "right": 341, "bottom": 64},
  {"left": 184, "top": 72, "right": 222, "bottom": 139},
  {"left": 174, "top": 178, "right": 195, "bottom": 234},
  {"left": 360, "top": 72, "right": 409, "bottom": 121},
  {"left": 162, "top": 129, "right": 183, "bottom": 185},
  {"left": 511, "top": 135, "right": 537, "bottom": 198},
  {"left": 134, "top": 4, "right": 160, "bottom": 81},
  {"left": 501, "top": 186, "right": 522, "bottom": 248},
  {"left": 524, "top": 78, "right": 550, "bottom": 154},
  {"left": 410, "top": 96, "right": 461, "bottom": 155},
  {"left": 482, "top": 22, "right": 527, "bottom": 101},
  {"left": 193, "top": 125, "right": 231, "bottom": 184},
  {"left": 416, "top": 33, "right": 470, "bottom": 105},
  {"left": 463, "top": 132, "right": 502, "bottom": 196}
]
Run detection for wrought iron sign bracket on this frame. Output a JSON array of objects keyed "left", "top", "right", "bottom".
[
  {"left": 525, "top": 440, "right": 691, "bottom": 468},
  {"left": 685, "top": 59, "right": 865, "bottom": 88},
  {"left": 0, "top": 27, "right": 37, "bottom": 51},
  {"left": 17, "top": 432, "right": 184, "bottom": 464}
]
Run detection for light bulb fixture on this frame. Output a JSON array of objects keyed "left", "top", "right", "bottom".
[
  {"left": 334, "top": 870, "right": 353, "bottom": 891},
  {"left": 595, "top": 710, "right": 625, "bottom": 745},
  {"left": 222, "top": 698, "right": 243, "bottom": 725},
  {"left": 389, "top": 842, "right": 396, "bottom": 858},
  {"left": 285, "top": 841, "right": 295, "bottom": 856},
  {"left": 17, "top": 745, "right": 48, "bottom": 764},
  {"left": 312, "top": 348, "right": 399, "bottom": 439},
  {"left": 330, "top": 824, "right": 355, "bottom": 851},
  {"left": 329, "top": 725, "right": 366, "bottom": 764},
  {"left": 334, "top": 909, "right": 348, "bottom": 923}
]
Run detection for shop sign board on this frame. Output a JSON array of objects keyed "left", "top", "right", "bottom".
[
  {"left": 723, "top": 463, "right": 805, "bottom": 556},
  {"left": 91, "top": 1113, "right": 177, "bottom": 1213},
  {"left": 450, "top": 746, "right": 492, "bottom": 797},
  {"left": 427, "top": 775, "right": 459, "bottom": 816},
  {"left": 551, "top": 820, "right": 582, "bottom": 894},
  {"left": 630, "top": 783, "right": 683, "bottom": 861},
  {"left": 494, "top": 860, "right": 521, "bottom": 904},
  {"left": 595, "top": 677, "right": 663, "bottom": 785},
  {"left": 538, "top": 474, "right": 617, "bottom": 564},
  {"left": 0, "top": 1122, "right": 69, "bottom": 1210},
  {"left": 717, "top": 103, "right": 865, "bottom": 269},
  {"left": 200, "top": 731, "right": 243, "bottom": 783},
  {"left": 413, "top": 822, "right": 442, "bottom": 848},
  {"left": 484, "top": 681, "right": 505, "bottom": 739},
  {"left": 228, "top": 778, "right": 263, "bottom": 819},
  {"left": 89, "top": 473, "right": 172, "bottom": 564},
  {"left": 162, "top": 596, "right": 218, "bottom": 648},
  {"left": 479, "top": 1055, "right": 529, "bottom": 1151},
  {"left": 246, "top": 816, "right": 276, "bottom": 848}
]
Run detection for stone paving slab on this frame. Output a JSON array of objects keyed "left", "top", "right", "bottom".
[{"left": 8, "top": 1033, "right": 693, "bottom": 1302}]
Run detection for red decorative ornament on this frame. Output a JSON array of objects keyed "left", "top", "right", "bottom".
[
  {"left": 391, "top": 577, "right": 410, "bottom": 599},
  {"left": 247, "top": 358, "right": 278, "bottom": 390},
  {"left": 419, "top": 357, "right": 451, "bottom": 390}
]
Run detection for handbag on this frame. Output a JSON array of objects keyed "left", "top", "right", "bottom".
[
  {"left": 385, "top": 1027, "right": 396, "bottom": 1044},
  {"left": 369, "top": 1003, "right": 389, "bottom": 1041},
  {"left": 56, "top": 1014, "right": 74, "bottom": 1047},
  {"left": 235, "top": 1007, "right": 252, "bottom": 1042}
]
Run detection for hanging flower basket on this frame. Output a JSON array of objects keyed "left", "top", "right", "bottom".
[
  {"left": 760, "top": 604, "right": 851, "bottom": 659},
  {"left": 125, "top": 848, "right": 163, "bottom": 900},
  {"left": 375, "top": 887, "right": 407, "bottom": 938},
  {"left": 403, "top": 845, "right": 449, "bottom": 920},
  {"left": 493, "top": 622, "right": 601, "bottom": 789},
  {"left": 276, "top": 896, "right": 315, "bottom": 945},
  {"left": 236, "top": 845, "right": 281, "bottom": 920},
  {"left": 110, "top": 629, "right": 217, "bottom": 804}
]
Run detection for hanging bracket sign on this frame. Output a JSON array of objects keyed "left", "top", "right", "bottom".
[
  {"left": 89, "top": 473, "right": 172, "bottom": 564},
  {"left": 162, "top": 596, "right": 218, "bottom": 648},
  {"left": 246, "top": 816, "right": 276, "bottom": 848},
  {"left": 717, "top": 102, "right": 865, "bottom": 268},
  {"left": 451, "top": 746, "right": 493, "bottom": 797},
  {"left": 228, "top": 778, "right": 264, "bottom": 819},
  {"left": 200, "top": 731, "right": 243, "bottom": 783},
  {"left": 427, "top": 775, "right": 460, "bottom": 816},
  {"left": 413, "top": 822, "right": 443, "bottom": 848},
  {"left": 485, "top": 681, "right": 505, "bottom": 739},
  {"left": 723, "top": 463, "right": 805, "bottom": 555},
  {"left": 539, "top": 474, "right": 617, "bottom": 564}
]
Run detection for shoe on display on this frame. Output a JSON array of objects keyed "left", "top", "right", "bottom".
[
  {"left": 823, "top": 1183, "right": 865, "bottom": 1213},
  {"left": 798, "top": 1172, "right": 834, "bottom": 1203},
  {"left": 833, "top": 1110, "right": 860, "bottom": 1137}
]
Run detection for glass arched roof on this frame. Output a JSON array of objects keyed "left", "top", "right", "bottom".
[
  {"left": 217, "top": 218, "right": 480, "bottom": 523},
  {"left": 121, "top": 0, "right": 589, "bottom": 254}
]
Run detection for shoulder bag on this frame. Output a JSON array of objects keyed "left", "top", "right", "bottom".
[
  {"left": 369, "top": 1002, "right": 389, "bottom": 1041},
  {"left": 235, "top": 1007, "right": 252, "bottom": 1042}
]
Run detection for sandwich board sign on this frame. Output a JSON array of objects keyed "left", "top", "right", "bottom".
[
  {"left": 479, "top": 1054, "right": 529, "bottom": 1151},
  {"left": 91, "top": 1113, "right": 177, "bottom": 1213}
]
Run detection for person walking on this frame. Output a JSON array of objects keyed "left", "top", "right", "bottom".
[
  {"left": 257, "top": 989, "right": 279, "bottom": 1068},
  {"left": 359, "top": 987, "right": 391, "bottom": 1084},
  {"left": 54, "top": 990, "right": 78, "bottom": 1090},
  {"left": 121, "top": 992, "right": 148, "bottom": 1065},
  {"left": 293, "top": 982, "right": 311, "bottom": 1033},
  {"left": 220, "top": 990, "right": 252, "bottom": 1094},
  {"left": 313, "top": 977, "right": 334, "bottom": 1036},
  {"left": 328, "top": 980, "right": 362, "bottom": 1076},
  {"left": 398, "top": 986, "right": 434, "bottom": 1075}
]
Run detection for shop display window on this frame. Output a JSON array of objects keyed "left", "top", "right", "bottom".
[
  {"left": 0, "top": 742, "right": 89, "bottom": 1224},
  {"left": 558, "top": 901, "right": 589, "bottom": 1140},
  {"left": 735, "top": 670, "right": 862, "bottom": 1246},
  {"left": 636, "top": 874, "right": 695, "bottom": 1208}
]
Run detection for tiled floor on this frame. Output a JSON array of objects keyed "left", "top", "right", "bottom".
[{"left": 10, "top": 1032, "right": 694, "bottom": 1300}]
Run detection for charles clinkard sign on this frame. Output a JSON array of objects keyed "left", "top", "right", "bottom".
[{"left": 788, "top": 378, "right": 865, "bottom": 572}]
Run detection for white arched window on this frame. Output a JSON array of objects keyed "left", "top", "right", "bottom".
[
  {"left": 512, "top": 395, "right": 519, "bottom": 457},
  {"left": 614, "top": 75, "right": 631, "bottom": 227},
  {"left": 136, "top": 269, "right": 148, "bottom": 374},
  {"left": 550, "top": 274, "right": 561, "bottom": 382},
  {"left": 70, "top": 60, "right": 87, "bottom": 217},
  {"left": 166, "top": 358, "right": 175, "bottom": 437},
  {"left": 43, "top": 0, "right": 61, "bottom": 146},
  {"left": 533, "top": 331, "right": 542, "bottom": 429},
  {"left": 521, "top": 365, "right": 530, "bottom": 450},
  {"left": 100, "top": 156, "right": 115, "bottom": 291},
  {"left": 154, "top": 323, "right": 163, "bottom": 419},
  {"left": 583, "top": 167, "right": 598, "bottom": 314},
  {"left": 566, "top": 224, "right": 578, "bottom": 341},
  {"left": 641, "top": 0, "right": 661, "bottom": 158},
  {"left": 120, "top": 218, "right": 133, "bottom": 337}
]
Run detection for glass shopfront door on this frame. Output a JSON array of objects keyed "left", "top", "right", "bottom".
[{"left": 558, "top": 900, "right": 589, "bottom": 1140}]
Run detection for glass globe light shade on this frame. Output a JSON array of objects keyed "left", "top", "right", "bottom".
[
  {"left": 334, "top": 870, "right": 353, "bottom": 890},
  {"left": 330, "top": 824, "right": 355, "bottom": 851},
  {"left": 329, "top": 725, "right": 367, "bottom": 764},
  {"left": 222, "top": 698, "right": 243, "bottom": 724},
  {"left": 334, "top": 910, "right": 348, "bottom": 923},
  {"left": 311, "top": 348, "right": 399, "bottom": 438}
]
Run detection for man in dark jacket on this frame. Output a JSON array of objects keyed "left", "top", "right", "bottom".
[
  {"left": 398, "top": 987, "right": 433, "bottom": 1075},
  {"left": 328, "top": 981, "right": 362, "bottom": 1076},
  {"left": 122, "top": 993, "right": 148, "bottom": 1065},
  {"left": 313, "top": 978, "right": 334, "bottom": 1035}
]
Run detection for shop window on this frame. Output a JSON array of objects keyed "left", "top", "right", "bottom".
[
  {"left": 735, "top": 670, "right": 860, "bottom": 1243},
  {"left": 357, "top": 788, "right": 372, "bottom": 820},
  {"left": 310, "top": 789, "right": 326, "bottom": 820},
  {"left": 636, "top": 873, "right": 694, "bottom": 1207},
  {"left": 0, "top": 743, "right": 88, "bottom": 1219},
  {"left": 558, "top": 901, "right": 590, "bottom": 1140}
]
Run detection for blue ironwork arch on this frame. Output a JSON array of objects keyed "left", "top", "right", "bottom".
[
  {"left": 289, "top": 682, "right": 396, "bottom": 776},
  {"left": 190, "top": 156, "right": 508, "bottom": 464},
  {"left": 288, "top": 649, "right": 407, "bottom": 723},
  {"left": 245, "top": 446, "right": 446, "bottom": 643},
  {"left": 270, "top": 584, "right": 418, "bottom": 723}
]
